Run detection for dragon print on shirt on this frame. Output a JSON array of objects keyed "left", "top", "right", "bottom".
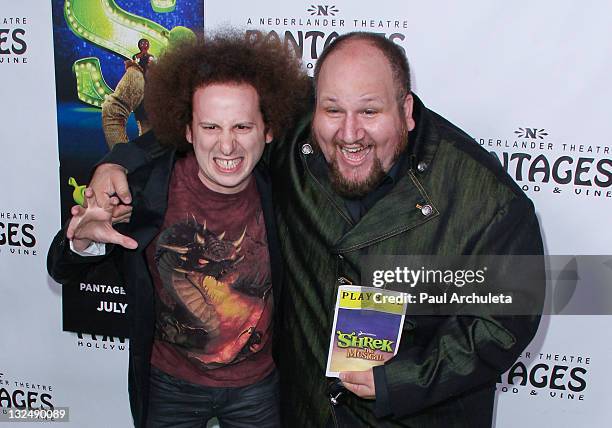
[{"left": 154, "top": 214, "right": 272, "bottom": 369}]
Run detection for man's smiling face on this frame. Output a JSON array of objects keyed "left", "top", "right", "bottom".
[{"left": 312, "top": 40, "right": 415, "bottom": 198}]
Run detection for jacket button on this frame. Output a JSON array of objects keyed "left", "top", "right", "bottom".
[
  {"left": 420, "top": 204, "right": 433, "bottom": 216},
  {"left": 417, "top": 161, "right": 428, "bottom": 172},
  {"left": 301, "top": 143, "right": 313, "bottom": 155}
]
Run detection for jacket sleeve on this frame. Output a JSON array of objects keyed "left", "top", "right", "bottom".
[
  {"left": 96, "top": 131, "right": 169, "bottom": 175},
  {"left": 375, "top": 195, "right": 545, "bottom": 418},
  {"left": 47, "top": 222, "right": 120, "bottom": 286}
]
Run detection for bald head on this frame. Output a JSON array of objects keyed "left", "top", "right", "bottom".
[
  {"left": 315, "top": 40, "right": 399, "bottom": 118},
  {"left": 314, "top": 32, "right": 411, "bottom": 106}
]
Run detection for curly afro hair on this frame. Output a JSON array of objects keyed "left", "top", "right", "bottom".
[{"left": 144, "top": 30, "right": 312, "bottom": 152}]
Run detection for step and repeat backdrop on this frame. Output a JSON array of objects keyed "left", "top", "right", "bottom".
[{"left": 1, "top": 0, "right": 610, "bottom": 426}]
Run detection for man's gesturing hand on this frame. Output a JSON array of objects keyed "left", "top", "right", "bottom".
[
  {"left": 339, "top": 369, "right": 376, "bottom": 399},
  {"left": 88, "top": 163, "right": 133, "bottom": 223},
  {"left": 66, "top": 187, "right": 138, "bottom": 251}
]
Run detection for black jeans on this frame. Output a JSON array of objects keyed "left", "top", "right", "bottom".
[{"left": 146, "top": 367, "right": 280, "bottom": 428}]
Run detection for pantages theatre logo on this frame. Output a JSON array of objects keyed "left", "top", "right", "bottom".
[
  {"left": 0, "top": 210, "right": 38, "bottom": 257},
  {"left": 242, "top": 3, "right": 409, "bottom": 71},
  {"left": 478, "top": 127, "right": 612, "bottom": 199},
  {"left": 496, "top": 349, "right": 590, "bottom": 402},
  {"left": 0, "top": 15, "right": 29, "bottom": 65},
  {"left": 0, "top": 370, "right": 55, "bottom": 409}
]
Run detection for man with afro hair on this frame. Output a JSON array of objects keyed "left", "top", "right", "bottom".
[{"left": 48, "top": 32, "right": 310, "bottom": 427}]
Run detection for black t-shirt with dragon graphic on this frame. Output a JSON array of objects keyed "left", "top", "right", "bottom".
[{"left": 146, "top": 152, "right": 274, "bottom": 387}]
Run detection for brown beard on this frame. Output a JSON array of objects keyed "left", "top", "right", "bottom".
[
  {"left": 328, "top": 154, "right": 386, "bottom": 199},
  {"left": 313, "top": 125, "right": 409, "bottom": 199}
]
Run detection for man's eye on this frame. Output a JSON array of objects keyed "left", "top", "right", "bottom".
[
  {"left": 326, "top": 108, "right": 340, "bottom": 114},
  {"left": 202, "top": 125, "right": 217, "bottom": 130},
  {"left": 363, "top": 109, "right": 377, "bottom": 116},
  {"left": 235, "top": 124, "right": 252, "bottom": 131}
]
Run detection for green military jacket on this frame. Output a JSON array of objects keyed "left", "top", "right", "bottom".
[{"left": 267, "top": 95, "right": 543, "bottom": 427}]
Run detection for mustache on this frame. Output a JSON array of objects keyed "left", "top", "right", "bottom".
[{"left": 332, "top": 137, "right": 374, "bottom": 148}]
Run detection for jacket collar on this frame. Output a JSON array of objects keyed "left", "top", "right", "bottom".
[
  {"left": 331, "top": 169, "right": 439, "bottom": 253},
  {"left": 128, "top": 148, "right": 176, "bottom": 252},
  {"left": 406, "top": 93, "right": 442, "bottom": 171},
  {"left": 252, "top": 164, "right": 284, "bottom": 306},
  {"left": 303, "top": 151, "right": 439, "bottom": 252}
]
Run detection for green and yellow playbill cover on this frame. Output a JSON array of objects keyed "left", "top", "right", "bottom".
[{"left": 326, "top": 285, "right": 407, "bottom": 377}]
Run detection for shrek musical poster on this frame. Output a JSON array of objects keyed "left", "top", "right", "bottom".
[{"left": 51, "top": 0, "right": 204, "bottom": 336}]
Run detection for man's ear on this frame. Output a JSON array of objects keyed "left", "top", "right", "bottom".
[
  {"left": 185, "top": 124, "right": 193, "bottom": 144},
  {"left": 265, "top": 128, "right": 273, "bottom": 144},
  {"left": 403, "top": 93, "right": 416, "bottom": 132}
]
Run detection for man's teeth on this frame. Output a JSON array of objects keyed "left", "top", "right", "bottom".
[
  {"left": 341, "top": 146, "right": 366, "bottom": 154},
  {"left": 215, "top": 158, "right": 241, "bottom": 169}
]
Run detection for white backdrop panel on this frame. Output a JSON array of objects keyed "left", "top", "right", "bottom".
[{"left": 0, "top": 1, "right": 131, "bottom": 426}]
